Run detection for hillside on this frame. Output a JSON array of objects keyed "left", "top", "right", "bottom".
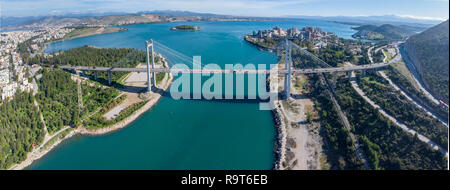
[
  {"left": 404, "top": 20, "right": 449, "bottom": 103},
  {"left": 3, "top": 12, "right": 271, "bottom": 30},
  {"left": 352, "top": 24, "right": 415, "bottom": 40}
]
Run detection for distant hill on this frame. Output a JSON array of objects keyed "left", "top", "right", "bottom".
[
  {"left": 2, "top": 11, "right": 272, "bottom": 30},
  {"left": 404, "top": 20, "right": 449, "bottom": 103},
  {"left": 351, "top": 24, "right": 415, "bottom": 40},
  {"left": 285, "top": 15, "right": 443, "bottom": 26}
]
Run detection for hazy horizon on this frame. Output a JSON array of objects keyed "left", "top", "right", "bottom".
[{"left": 1, "top": 0, "right": 448, "bottom": 20}]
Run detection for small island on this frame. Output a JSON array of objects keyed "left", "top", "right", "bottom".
[{"left": 170, "top": 25, "right": 202, "bottom": 31}]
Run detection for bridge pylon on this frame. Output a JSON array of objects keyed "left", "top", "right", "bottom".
[
  {"left": 284, "top": 39, "right": 292, "bottom": 99},
  {"left": 145, "top": 40, "right": 156, "bottom": 92}
]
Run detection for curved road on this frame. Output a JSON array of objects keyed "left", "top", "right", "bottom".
[
  {"left": 375, "top": 45, "right": 448, "bottom": 127},
  {"left": 350, "top": 71, "right": 448, "bottom": 156},
  {"left": 378, "top": 71, "right": 448, "bottom": 127}
]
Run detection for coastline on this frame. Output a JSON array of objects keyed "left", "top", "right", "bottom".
[
  {"left": 64, "top": 27, "right": 128, "bottom": 41},
  {"left": 267, "top": 69, "right": 287, "bottom": 170},
  {"left": 9, "top": 62, "right": 173, "bottom": 170},
  {"left": 40, "top": 27, "right": 127, "bottom": 53}
]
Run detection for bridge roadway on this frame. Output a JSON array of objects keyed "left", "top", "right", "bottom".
[{"left": 58, "top": 62, "right": 390, "bottom": 74}]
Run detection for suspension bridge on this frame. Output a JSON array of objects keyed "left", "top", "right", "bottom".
[{"left": 59, "top": 39, "right": 393, "bottom": 98}]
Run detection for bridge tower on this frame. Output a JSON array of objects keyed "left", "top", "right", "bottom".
[
  {"left": 145, "top": 40, "right": 156, "bottom": 92},
  {"left": 284, "top": 39, "right": 292, "bottom": 99},
  {"left": 151, "top": 39, "right": 156, "bottom": 87}
]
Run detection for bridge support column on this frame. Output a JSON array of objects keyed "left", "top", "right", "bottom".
[
  {"left": 362, "top": 70, "right": 366, "bottom": 77},
  {"left": 348, "top": 71, "right": 351, "bottom": 80},
  {"left": 332, "top": 72, "right": 337, "bottom": 87},
  {"left": 94, "top": 71, "right": 98, "bottom": 81},
  {"left": 108, "top": 71, "right": 111, "bottom": 86},
  {"left": 151, "top": 39, "right": 156, "bottom": 88},
  {"left": 146, "top": 40, "right": 152, "bottom": 92},
  {"left": 284, "top": 39, "right": 291, "bottom": 99}
]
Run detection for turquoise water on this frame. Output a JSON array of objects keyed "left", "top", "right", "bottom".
[{"left": 28, "top": 20, "right": 356, "bottom": 170}]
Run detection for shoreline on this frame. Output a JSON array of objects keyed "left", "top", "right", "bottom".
[
  {"left": 10, "top": 62, "right": 173, "bottom": 170},
  {"left": 267, "top": 69, "right": 287, "bottom": 170},
  {"left": 64, "top": 27, "right": 128, "bottom": 41},
  {"left": 40, "top": 27, "right": 127, "bottom": 53}
]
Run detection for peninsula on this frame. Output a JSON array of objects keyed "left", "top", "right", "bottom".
[{"left": 63, "top": 27, "right": 128, "bottom": 40}]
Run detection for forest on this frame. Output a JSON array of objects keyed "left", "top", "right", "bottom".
[
  {"left": 334, "top": 80, "right": 446, "bottom": 169},
  {"left": 29, "top": 45, "right": 147, "bottom": 85},
  {"left": 308, "top": 74, "right": 364, "bottom": 170},
  {"left": 0, "top": 91, "right": 45, "bottom": 169},
  {"left": 36, "top": 68, "right": 119, "bottom": 134},
  {"left": 36, "top": 69, "right": 79, "bottom": 133}
]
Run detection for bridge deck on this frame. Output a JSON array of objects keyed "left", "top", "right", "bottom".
[{"left": 59, "top": 62, "right": 390, "bottom": 74}]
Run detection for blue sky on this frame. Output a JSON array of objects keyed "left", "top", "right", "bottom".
[{"left": 1, "top": 0, "right": 449, "bottom": 20}]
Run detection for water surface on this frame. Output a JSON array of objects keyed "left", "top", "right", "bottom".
[{"left": 28, "top": 20, "right": 356, "bottom": 169}]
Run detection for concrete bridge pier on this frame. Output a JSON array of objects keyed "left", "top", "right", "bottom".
[
  {"left": 362, "top": 70, "right": 366, "bottom": 76},
  {"left": 107, "top": 70, "right": 112, "bottom": 86},
  {"left": 94, "top": 71, "right": 98, "bottom": 81},
  {"left": 347, "top": 71, "right": 351, "bottom": 80}
]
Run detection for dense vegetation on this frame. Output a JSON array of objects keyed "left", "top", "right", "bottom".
[
  {"left": 352, "top": 24, "right": 414, "bottom": 40},
  {"left": 335, "top": 80, "right": 446, "bottom": 169},
  {"left": 29, "top": 45, "right": 147, "bottom": 85},
  {"left": 81, "top": 83, "right": 120, "bottom": 114},
  {"left": 0, "top": 91, "right": 45, "bottom": 169},
  {"left": 36, "top": 69, "right": 79, "bottom": 133},
  {"left": 357, "top": 73, "right": 448, "bottom": 149},
  {"left": 36, "top": 68, "right": 119, "bottom": 133},
  {"left": 316, "top": 44, "right": 354, "bottom": 67},
  {"left": 308, "top": 74, "right": 363, "bottom": 170},
  {"left": 372, "top": 49, "right": 384, "bottom": 63},
  {"left": 405, "top": 20, "right": 449, "bottom": 103},
  {"left": 385, "top": 65, "right": 448, "bottom": 122},
  {"left": 244, "top": 35, "right": 280, "bottom": 49},
  {"left": 291, "top": 38, "right": 362, "bottom": 68}
]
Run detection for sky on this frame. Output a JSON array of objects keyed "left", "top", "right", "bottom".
[{"left": 1, "top": 0, "right": 449, "bottom": 20}]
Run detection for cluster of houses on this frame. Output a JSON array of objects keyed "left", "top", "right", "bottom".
[{"left": 252, "top": 26, "right": 331, "bottom": 41}]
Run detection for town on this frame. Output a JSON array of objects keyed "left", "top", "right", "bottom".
[
  {"left": 0, "top": 27, "right": 74, "bottom": 101},
  {"left": 245, "top": 26, "right": 333, "bottom": 50}
]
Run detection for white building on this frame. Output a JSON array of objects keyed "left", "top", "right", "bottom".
[
  {"left": 1, "top": 82, "right": 17, "bottom": 100},
  {"left": 0, "top": 69, "right": 9, "bottom": 85}
]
